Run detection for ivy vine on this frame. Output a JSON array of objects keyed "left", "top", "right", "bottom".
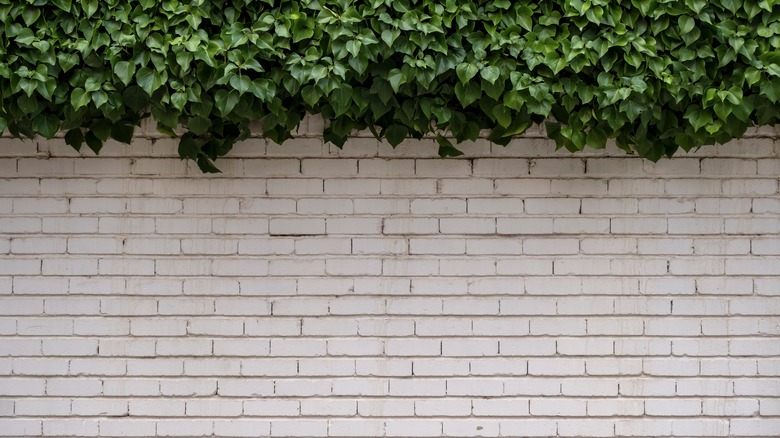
[{"left": 2, "top": 0, "right": 780, "bottom": 171}]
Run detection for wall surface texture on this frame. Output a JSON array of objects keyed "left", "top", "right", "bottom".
[{"left": 0, "top": 119, "right": 779, "bottom": 438}]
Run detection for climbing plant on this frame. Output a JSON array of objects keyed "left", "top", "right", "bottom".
[{"left": 2, "top": 0, "right": 780, "bottom": 171}]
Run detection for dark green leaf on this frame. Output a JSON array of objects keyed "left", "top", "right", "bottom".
[
  {"left": 214, "top": 89, "right": 240, "bottom": 116},
  {"left": 178, "top": 133, "right": 200, "bottom": 159},
  {"left": 385, "top": 124, "right": 408, "bottom": 147},
  {"left": 64, "top": 128, "right": 84, "bottom": 151},
  {"left": 136, "top": 67, "right": 163, "bottom": 95},
  {"left": 123, "top": 86, "right": 150, "bottom": 112},
  {"left": 32, "top": 114, "right": 60, "bottom": 138},
  {"left": 84, "top": 130, "right": 103, "bottom": 154},
  {"left": 110, "top": 122, "right": 135, "bottom": 144},
  {"left": 436, "top": 134, "right": 464, "bottom": 157}
]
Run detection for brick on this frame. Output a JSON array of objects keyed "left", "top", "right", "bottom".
[
  {"left": 326, "top": 258, "right": 382, "bottom": 275},
  {"left": 353, "top": 198, "right": 410, "bottom": 214},
  {"left": 440, "top": 218, "right": 496, "bottom": 234},
  {"left": 357, "top": 399, "right": 413, "bottom": 416},
  {"left": 69, "top": 197, "right": 127, "bottom": 214},
  {"left": 554, "top": 218, "right": 610, "bottom": 234},
  {"left": 128, "top": 399, "right": 185, "bottom": 416},
  {"left": 243, "top": 399, "right": 299, "bottom": 416},
  {"left": 11, "top": 358, "right": 68, "bottom": 377},
  {"left": 528, "top": 359, "right": 585, "bottom": 376},
  {"left": 530, "top": 398, "right": 586, "bottom": 416},
  {"left": 380, "top": 178, "right": 438, "bottom": 195},
  {"left": 495, "top": 179, "right": 551, "bottom": 195},
  {"left": 240, "top": 359, "right": 297, "bottom": 377},
  {"left": 96, "top": 420, "right": 156, "bottom": 437},
  {"left": 73, "top": 400, "right": 129, "bottom": 417},
  {"left": 102, "top": 378, "right": 160, "bottom": 396},
  {"left": 611, "top": 217, "right": 667, "bottom": 234},
  {"left": 42, "top": 419, "right": 99, "bottom": 436},
  {"left": 156, "top": 420, "right": 213, "bottom": 436},
  {"left": 0, "top": 217, "right": 41, "bottom": 233},
  {"left": 524, "top": 198, "right": 579, "bottom": 214},
  {"left": 238, "top": 238, "right": 294, "bottom": 255},
  {"left": 645, "top": 398, "right": 701, "bottom": 416},
  {"left": 497, "top": 259, "right": 553, "bottom": 276},
  {"left": 98, "top": 217, "right": 154, "bottom": 234},
  {"left": 298, "top": 278, "right": 353, "bottom": 295},
  {"left": 499, "top": 419, "right": 557, "bottom": 436}
]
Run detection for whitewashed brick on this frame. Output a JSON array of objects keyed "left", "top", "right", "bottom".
[
  {"left": 12, "top": 237, "right": 67, "bottom": 254},
  {"left": 98, "top": 217, "right": 154, "bottom": 234},
  {"left": 440, "top": 218, "right": 496, "bottom": 234},
  {"left": 41, "top": 419, "right": 99, "bottom": 436},
  {"left": 530, "top": 398, "right": 586, "bottom": 416},
  {"left": 380, "top": 178, "right": 437, "bottom": 195},
  {"left": 440, "top": 178, "right": 495, "bottom": 195}
]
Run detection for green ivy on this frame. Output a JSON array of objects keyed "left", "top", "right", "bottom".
[{"left": 2, "top": 0, "right": 780, "bottom": 171}]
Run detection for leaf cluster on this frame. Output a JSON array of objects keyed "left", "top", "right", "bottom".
[{"left": 2, "top": 0, "right": 780, "bottom": 171}]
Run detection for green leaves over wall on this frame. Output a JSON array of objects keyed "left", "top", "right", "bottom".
[{"left": 1, "top": 0, "right": 779, "bottom": 172}]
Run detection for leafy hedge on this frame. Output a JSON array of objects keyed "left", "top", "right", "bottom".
[{"left": 2, "top": 0, "right": 780, "bottom": 171}]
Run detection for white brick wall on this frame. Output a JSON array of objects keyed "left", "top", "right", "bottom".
[{"left": 0, "top": 119, "right": 778, "bottom": 437}]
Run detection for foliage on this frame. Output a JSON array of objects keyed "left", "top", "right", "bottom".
[{"left": 2, "top": 0, "right": 780, "bottom": 171}]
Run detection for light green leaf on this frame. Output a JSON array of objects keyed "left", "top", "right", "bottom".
[
  {"left": 480, "top": 65, "right": 501, "bottom": 84},
  {"left": 70, "top": 87, "right": 91, "bottom": 110},
  {"left": 456, "top": 63, "right": 479, "bottom": 84},
  {"left": 136, "top": 67, "right": 163, "bottom": 95},
  {"left": 114, "top": 61, "right": 135, "bottom": 86}
]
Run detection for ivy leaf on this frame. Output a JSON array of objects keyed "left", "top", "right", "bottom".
[
  {"left": 81, "top": 0, "right": 98, "bottom": 18},
  {"left": 123, "top": 86, "right": 150, "bottom": 112},
  {"left": 301, "top": 85, "right": 323, "bottom": 107},
  {"left": 57, "top": 53, "right": 80, "bottom": 72},
  {"left": 136, "top": 67, "right": 163, "bottom": 95},
  {"left": 586, "top": 126, "right": 608, "bottom": 149},
  {"left": 32, "top": 114, "right": 60, "bottom": 138},
  {"left": 214, "top": 89, "right": 240, "bottom": 116},
  {"left": 492, "top": 104, "right": 511, "bottom": 128},
  {"left": 678, "top": 16, "right": 695, "bottom": 34},
  {"left": 110, "top": 122, "right": 135, "bottom": 144},
  {"left": 384, "top": 124, "right": 408, "bottom": 147},
  {"left": 197, "top": 156, "right": 221, "bottom": 173},
  {"left": 456, "top": 63, "right": 479, "bottom": 84},
  {"left": 619, "top": 100, "right": 644, "bottom": 121},
  {"left": 113, "top": 61, "right": 135, "bottom": 86},
  {"left": 90, "top": 119, "right": 112, "bottom": 141},
  {"left": 22, "top": 7, "right": 41, "bottom": 26},
  {"left": 504, "top": 91, "right": 525, "bottom": 111},
  {"left": 713, "top": 102, "right": 732, "bottom": 121},
  {"left": 229, "top": 75, "right": 252, "bottom": 95},
  {"left": 454, "top": 81, "right": 481, "bottom": 107},
  {"left": 170, "top": 91, "right": 187, "bottom": 111},
  {"left": 178, "top": 133, "right": 200, "bottom": 159},
  {"left": 70, "top": 88, "right": 91, "bottom": 110},
  {"left": 330, "top": 85, "right": 353, "bottom": 116},
  {"left": 684, "top": 105, "right": 714, "bottom": 131},
  {"left": 516, "top": 6, "right": 534, "bottom": 31},
  {"left": 436, "top": 134, "right": 464, "bottom": 157},
  {"left": 51, "top": 0, "right": 72, "bottom": 11},
  {"left": 480, "top": 66, "right": 501, "bottom": 84},
  {"left": 64, "top": 128, "right": 84, "bottom": 151},
  {"left": 387, "top": 69, "right": 404, "bottom": 93},
  {"left": 84, "top": 130, "right": 102, "bottom": 154},
  {"left": 250, "top": 79, "right": 275, "bottom": 102}
]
